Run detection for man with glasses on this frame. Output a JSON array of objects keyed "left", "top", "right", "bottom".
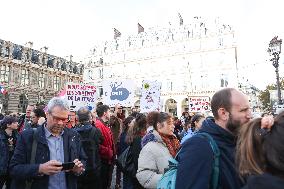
[{"left": 9, "top": 97, "right": 86, "bottom": 189}]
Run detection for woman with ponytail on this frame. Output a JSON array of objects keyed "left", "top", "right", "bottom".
[{"left": 236, "top": 112, "right": 284, "bottom": 189}]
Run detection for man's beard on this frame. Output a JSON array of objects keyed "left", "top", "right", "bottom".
[{"left": 226, "top": 113, "right": 241, "bottom": 136}]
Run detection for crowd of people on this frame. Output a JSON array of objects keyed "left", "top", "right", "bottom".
[{"left": 0, "top": 87, "right": 284, "bottom": 189}]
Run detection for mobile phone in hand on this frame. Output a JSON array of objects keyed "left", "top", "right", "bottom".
[{"left": 61, "top": 162, "right": 75, "bottom": 171}]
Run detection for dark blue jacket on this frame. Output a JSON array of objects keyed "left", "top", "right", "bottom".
[
  {"left": 0, "top": 132, "right": 8, "bottom": 176},
  {"left": 0, "top": 130, "right": 18, "bottom": 176},
  {"left": 176, "top": 118, "right": 243, "bottom": 189},
  {"left": 118, "top": 131, "right": 128, "bottom": 155},
  {"left": 9, "top": 124, "right": 87, "bottom": 189},
  {"left": 72, "top": 123, "right": 103, "bottom": 172}
]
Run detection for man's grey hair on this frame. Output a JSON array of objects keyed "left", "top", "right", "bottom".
[{"left": 47, "top": 97, "right": 69, "bottom": 113}]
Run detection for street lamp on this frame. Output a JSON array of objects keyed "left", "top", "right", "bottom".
[{"left": 268, "top": 36, "right": 282, "bottom": 105}]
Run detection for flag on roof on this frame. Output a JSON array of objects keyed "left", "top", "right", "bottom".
[
  {"left": 114, "top": 28, "right": 121, "bottom": 39},
  {"left": 138, "top": 23, "right": 144, "bottom": 33},
  {"left": 178, "top": 13, "right": 183, "bottom": 25}
]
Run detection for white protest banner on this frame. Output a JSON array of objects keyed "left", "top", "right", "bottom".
[
  {"left": 140, "top": 80, "right": 161, "bottom": 113},
  {"left": 188, "top": 96, "right": 210, "bottom": 112},
  {"left": 103, "top": 80, "right": 135, "bottom": 107},
  {"left": 65, "top": 83, "right": 97, "bottom": 111}
]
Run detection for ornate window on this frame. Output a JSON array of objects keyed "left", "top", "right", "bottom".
[
  {"left": 38, "top": 73, "right": 45, "bottom": 89},
  {"left": 21, "top": 69, "right": 29, "bottom": 86},
  {"left": 0, "top": 65, "right": 10, "bottom": 83},
  {"left": 53, "top": 76, "right": 60, "bottom": 91}
]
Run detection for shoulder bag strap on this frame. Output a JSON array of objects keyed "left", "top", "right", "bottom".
[
  {"left": 30, "top": 128, "right": 38, "bottom": 164},
  {"left": 196, "top": 132, "right": 220, "bottom": 189},
  {"left": 25, "top": 128, "right": 38, "bottom": 189}
]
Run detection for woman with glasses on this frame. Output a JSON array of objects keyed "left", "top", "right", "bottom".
[{"left": 136, "top": 112, "right": 180, "bottom": 189}]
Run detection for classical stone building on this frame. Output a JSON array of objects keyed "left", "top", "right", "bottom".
[
  {"left": 84, "top": 17, "right": 238, "bottom": 117},
  {"left": 0, "top": 39, "right": 84, "bottom": 114}
]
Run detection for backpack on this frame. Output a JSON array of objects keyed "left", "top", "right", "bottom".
[
  {"left": 117, "top": 145, "right": 136, "bottom": 177},
  {"left": 79, "top": 127, "right": 101, "bottom": 172},
  {"left": 157, "top": 132, "right": 220, "bottom": 189}
]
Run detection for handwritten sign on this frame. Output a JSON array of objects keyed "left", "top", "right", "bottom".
[
  {"left": 140, "top": 80, "right": 161, "bottom": 113},
  {"left": 188, "top": 96, "right": 210, "bottom": 112},
  {"left": 66, "top": 83, "right": 97, "bottom": 111},
  {"left": 103, "top": 80, "right": 135, "bottom": 107}
]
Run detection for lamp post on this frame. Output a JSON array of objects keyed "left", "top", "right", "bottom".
[{"left": 268, "top": 36, "right": 282, "bottom": 105}]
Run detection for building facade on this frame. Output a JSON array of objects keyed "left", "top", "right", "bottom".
[
  {"left": 0, "top": 39, "right": 84, "bottom": 114},
  {"left": 84, "top": 17, "right": 238, "bottom": 117}
]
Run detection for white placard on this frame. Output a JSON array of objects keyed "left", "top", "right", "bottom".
[
  {"left": 65, "top": 83, "right": 97, "bottom": 111},
  {"left": 188, "top": 96, "right": 210, "bottom": 112},
  {"left": 103, "top": 80, "right": 135, "bottom": 107},
  {"left": 140, "top": 80, "right": 161, "bottom": 112}
]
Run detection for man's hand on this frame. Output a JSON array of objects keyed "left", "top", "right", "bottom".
[
  {"left": 71, "top": 159, "right": 84, "bottom": 175},
  {"left": 261, "top": 115, "right": 274, "bottom": 131},
  {"left": 38, "top": 160, "right": 62, "bottom": 175},
  {"left": 38, "top": 117, "right": 46, "bottom": 125}
]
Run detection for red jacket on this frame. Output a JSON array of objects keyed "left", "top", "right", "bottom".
[{"left": 95, "top": 118, "right": 115, "bottom": 164}]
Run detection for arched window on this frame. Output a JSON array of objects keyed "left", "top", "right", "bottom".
[
  {"left": 18, "top": 94, "right": 28, "bottom": 113},
  {"left": 0, "top": 92, "right": 9, "bottom": 113}
]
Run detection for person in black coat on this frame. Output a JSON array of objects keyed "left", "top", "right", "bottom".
[
  {"left": 117, "top": 116, "right": 135, "bottom": 189},
  {"left": 9, "top": 97, "right": 86, "bottom": 189},
  {"left": 124, "top": 113, "right": 147, "bottom": 189},
  {"left": 0, "top": 116, "right": 19, "bottom": 189},
  {"left": 236, "top": 113, "right": 284, "bottom": 189},
  {"left": 73, "top": 107, "right": 103, "bottom": 189}
]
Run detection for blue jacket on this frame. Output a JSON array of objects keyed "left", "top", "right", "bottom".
[
  {"left": 0, "top": 130, "right": 18, "bottom": 176},
  {"left": 118, "top": 131, "right": 128, "bottom": 155},
  {"left": 176, "top": 118, "right": 243, "bottom": 189},
  {"left": 9, "top": 124, "right": 87, "bottom": 189}
]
